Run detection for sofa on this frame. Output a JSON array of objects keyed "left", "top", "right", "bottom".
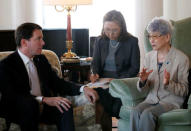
[
  {"left": 109, "top": 17, "right": 191, "bottom": 131},
  {"left": 0, "top": 49, "right": 101, "bottom": 131}
]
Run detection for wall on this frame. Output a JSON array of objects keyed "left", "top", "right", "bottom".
[
  {"left": 0, "top": 0, "right": 43, "bottom": 29},
  {"left": 134, "top": 0, "right": 163, "bottom": 68},
  {"left": 0, "top": 0, "right": 14, "bottom": 29},
  {"left": 177, "top": 0, "right": 191, "bottom": 20},
  {"left": 163, "top": 0, "right": 191, "bottom": 20}
]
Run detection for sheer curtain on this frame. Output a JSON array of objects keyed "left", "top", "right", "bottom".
[
  {"left": 0, "top": 0, "right": 43, "bottom": 29},
  {"left": 42, "top": 0, "right": 135, "bottom": 37},
  {"left": 134, "top": 0, "right": 163, "bottom": 67}
]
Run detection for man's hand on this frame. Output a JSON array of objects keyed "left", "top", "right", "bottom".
[
  {"left": 84, "top": 87, "right": 99, "bottom": 104},
  {"left": 42, "top": 97, "right": 72, "bottom": 113},
  {"left": 163, "top": 69, "right": 170, "bottom": 85},
  {"left": 90, "top": 74, "right": 99, "bottom": 83}
]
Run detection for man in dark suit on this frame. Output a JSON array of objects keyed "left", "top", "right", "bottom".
[{"left": 0, "top": 23, "right": 98, "bottom": 131}]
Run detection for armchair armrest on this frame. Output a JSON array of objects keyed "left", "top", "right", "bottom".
[
  {"left": 158, "top": 109, "right": 191, "bottom": 126},
  {"left": 109, "top": 77, "right": 147, "bottom": 107},
  {"left": 188, "top": 95, "right": 191, "bottom": 109},
  {"left": 157, "top": 95, "right": 191, "bottom": 131}
]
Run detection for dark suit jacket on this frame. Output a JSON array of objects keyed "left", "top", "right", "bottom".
[
  {"left": 0, "top": 51, "right": 81, "bottom": 115},
  {"left": 91, "top": 36, "right": 140, "bottom": 78}
]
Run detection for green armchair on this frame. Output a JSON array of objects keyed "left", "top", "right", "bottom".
[{"left": 109, "top": 17, "right": 191, "bottom": 131}]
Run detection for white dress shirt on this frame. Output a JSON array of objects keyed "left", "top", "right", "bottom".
[
  {"left": 18, "top": 49, "right": 85, "bottom": 103},
  {"left": 18, "top": 49, "right": 43, "bottom": 103}
]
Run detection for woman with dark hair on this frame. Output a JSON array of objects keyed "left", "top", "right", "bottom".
[
  {"left": 91, "top": 10, "right": 140, "bottom": 118},
  {"left": 91, "top": 10, "right": 140, "bottom": 82}
]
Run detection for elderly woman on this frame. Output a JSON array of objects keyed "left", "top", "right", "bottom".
[
  {"left": 130, "top": 17, "right": 190, "bottom": 131},
  {"left": 91, "top": 10, "right": 140, "bottom": 118}
]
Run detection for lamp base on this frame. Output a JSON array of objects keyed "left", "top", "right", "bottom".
[
  {"left": 60, "top": 50, "right": 79, "bottom": 62},
  {"left": 62, "top": 51, "right": 77, "bottom": 58},
  {"left": 60, "top": 40, "right": 78, "bottom": 59}
]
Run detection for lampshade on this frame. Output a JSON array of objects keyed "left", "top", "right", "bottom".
[{"left": 43, "top": 0, "right": 92, "bottom": 6}]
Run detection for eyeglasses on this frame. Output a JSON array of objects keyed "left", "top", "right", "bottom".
[
  {"left": 147, "top": 34, "right": 162, "bottom": 40},
  {"left": 104, "top": 28, "right": 120, "bottom": 34}
]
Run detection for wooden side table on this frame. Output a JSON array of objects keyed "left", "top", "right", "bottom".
[{"left": 61, "top": 62, "right": 91, "bottom": 83}]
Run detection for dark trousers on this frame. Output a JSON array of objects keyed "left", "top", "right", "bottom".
[
  {"left": 3, "top": 95, "right": 75, "bottom": 131},
  {"left": 94, "top": 88, "right": 122, "bottom": 118},
  {"left": 41, "top": 105, "right": 75, "bottom": 131}
]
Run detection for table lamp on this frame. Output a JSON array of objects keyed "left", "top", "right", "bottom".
[{"left": 43, "top": 0, "right": 92, "bottom": 59}]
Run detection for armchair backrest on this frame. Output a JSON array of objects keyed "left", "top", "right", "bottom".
[
  {"left": 41, "top": 49, "right": 62, "bottom": 78},
  {"left": 144, "top": 17, "right": 191, "bottom": 108}
]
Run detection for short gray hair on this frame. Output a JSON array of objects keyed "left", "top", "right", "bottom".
[{"left": 146, "top": 17, "right": 173, "bottom": 36}]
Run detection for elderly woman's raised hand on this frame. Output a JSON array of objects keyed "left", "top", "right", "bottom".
[
  {"left": 163, "top": 69, "right": 170, "bottom": 85},
  {"left": 139, "top": 68, "right": 153, "bottom": 83}
]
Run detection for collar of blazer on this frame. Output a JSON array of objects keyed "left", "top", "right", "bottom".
[{"left": 158, "top": 47, "right": 174, "bottom": 74}]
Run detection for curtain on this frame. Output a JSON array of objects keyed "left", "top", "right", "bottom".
[
  {"left": 134, "top": 0, "right": 163, "bottom": 68},
  {"left": 0, "top": 0, "right": 43, "bottom": 29}
]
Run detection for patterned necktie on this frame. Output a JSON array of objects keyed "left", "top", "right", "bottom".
[{"left": 28, "top": 59, "right": 41, "bottom": 96}]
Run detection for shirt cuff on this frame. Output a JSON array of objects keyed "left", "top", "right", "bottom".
[
  {"left": 35, "top": 96, "right": 43, "bottom": 104},
  {"left": 80, "top": 85, "right": 86, "bottom": 92}
]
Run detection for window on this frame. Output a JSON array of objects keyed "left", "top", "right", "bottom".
[{"left": 43, "top": 0, "right": 135, "bottom": 36}]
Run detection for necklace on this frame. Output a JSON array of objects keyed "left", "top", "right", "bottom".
[{"left": 110, "top": 40, "right": 119, "bottom": 48}]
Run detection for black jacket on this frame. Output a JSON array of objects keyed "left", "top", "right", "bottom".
[
  {"left": 91, "top": 36, "right": 140, "bottom": 78},
  {"left": 0, "top": 51, "right": 81, "bottom": 114}
]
